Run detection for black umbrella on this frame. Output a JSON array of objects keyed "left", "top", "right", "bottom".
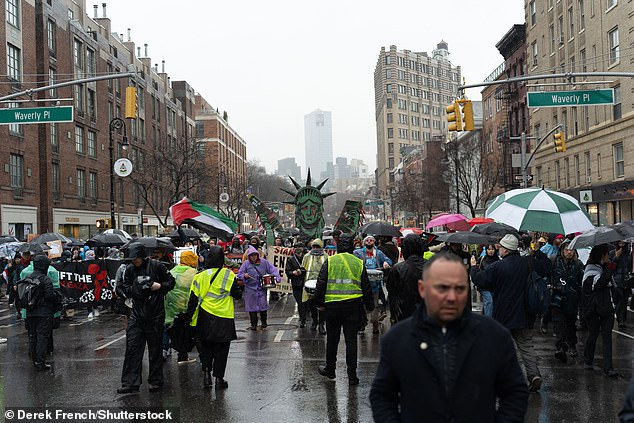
[
  {"left": 18, "top": 242, "right": 51, "bottom": 254},
  {"left": 470, "top": 222, "right": 520, "bottom": 239},
  {"left": 31, "top": 232, "right": 71, "bottom": 244},
  {"left": 0, "top": 235, "right": 19, "bottom": 244},
  {"left": 167, "top": 228, "right": 202, "bottom": 241},
  {"left": 85, "top": 233, "right": 129, "bottom": 247},
  {"left": 359, "top": 221, "right": 402, "bottom": 238},
  {"left": 121, "top": 237, "right": 176, "bottom": 252},
  {"left": 65, "top": 237, "right": 85, "bottom": 247},
  {"left": 437, "top": 232, "right": 498, "bottom": 245}
]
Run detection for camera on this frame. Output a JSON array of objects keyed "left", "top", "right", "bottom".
[{"left": 136, "top": 276, "right": 153, "bottom": 290}]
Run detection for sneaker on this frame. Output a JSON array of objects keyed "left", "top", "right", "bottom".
[
  {"left": 539, "top": 319, "right": 548, "bottom": 335},
  {"left": 261, "top": 324, "right": 268, "bottom": 329},
  {"left": 528, "top": 376, "right": 542, "bottom": 392},
  {"left": 215, "top": 377, "right": 229, "bottom": 390},
  {"left": 93, "top": 309, "right": 100, "bottom": 317},
  {"left": 87, "top": 312, "right": 94, "bottom": 319},
  {"left": 247, "top": 325, "right": 257, "bottom": 331},
  {"left": 318, "top": 365, "right": 336, "bottom": 380}
]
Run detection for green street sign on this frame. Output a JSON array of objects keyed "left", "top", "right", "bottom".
[
  {"left": 0, "top": 106, "right": 74, "bottom": 124},
  {"left": 527, "top": 89, "right": 614, "bottom": 108}
]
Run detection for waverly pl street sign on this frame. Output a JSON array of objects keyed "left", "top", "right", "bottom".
[
  {"left": 0, "top": 106, "right": 73, "bottom": 124},
  {"left": 527, "top": 89, "right": 614, "bottom": 108}
]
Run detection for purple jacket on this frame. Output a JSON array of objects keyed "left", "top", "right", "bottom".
[{"left": 237, "top": 246, "right": 281, "bottom": 312}]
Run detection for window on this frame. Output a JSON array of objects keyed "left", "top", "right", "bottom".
[
  {"left": 87, "top": 89, "right": 96, "bottom": 122},
  {"left": 76, "top": 169, "right": 85, "bottom": 199},
  {"left": 387, "top": 128, "right": 394, "bottom": 139},
  {"left": 86, "top": 49, "right": 96, "bottom": 77},
  {"left": 48, "top": 68, "right": 57, "bottom": 97},
  {"left": 585, "top": 151, "right": 591, "bottom": 182},
  {"left": 388, "top": 143, "right": 394, "bottom": 154},
  {"left": 47, "top": 19, "right": 56, "bottom": 56},
  {"left": 7, "top": 102, "right": 22, "bottom": 136},
  {"left": 574, "top": 155, "right": 580, "bottom": 186},
  {"left": 75, "top": 126, "right": 84, "bottom": 154},
  {"left": 529, "top": 1, "right": 536, "bottom": 25},
  {"left": 580, "top": 49, "right": 586, "bottom": 72},
  {"left": 6, "top": 0, "right": 19, "bottom": 28},
  {"left": 558, "top": 16, "right": 564, "bottom": 45},
  {"left": 549, "top": 24, "right": 555, "bottom": 53},
  {"left": 386, "top": 84, "right": 392, "bottom": 93},
  {"left": 597, "top": 153, "right": 602, "bottom": 179},
  {"left": 536, "top": 166, "right": 543, "bottom": 187},
  {"left": 555, "top": 161, "right": 561, "bottom": 190},
  {"left": 568, "top": 8, "right": 574, "bottom": 38},
  {"left": 613, "top": 86, "right": 621, "bottom": 120},
  {"left": 386, "top": 98, "right": 392, "bottom": 109},
  {"left": 531, "top": 41, "right": 538, "bottom": 66},
  {"left": 87, "top": 130, "right": 96, "bottom": 158},
  {"left": 614, "top": 143, "right": 624, "bottom": 178},
  {"left": 89, "top": 171, "right": 97, "bottom": 200},
  {"left": 7, "top": 43, "right": 21, "bottom": 81},
  {"left": 386, "top": 113, "right": 393, "bottom": 124},
  {"left": 397, "top": 99, "right": 407, "bottom": 110},
  {"left": 10, "top": 153, "right": 23, "bottom": 188},
  {"left": 51, "top": 123, "right": 58, "bottom": 153},
  {"left": 608, "top": 27, "right": 619, "bottom": 64},
  {"left": 73, "top": 39, "right": 83, "bottom": 73},
  {"left": 398, "top": 128, "right": 408, "bottom": 139},
  {"left": 564, "top": 158, "right": 570, "bottom": 187},
  {"left": 578, "top": 0, "right": 585, "bottom": 31},
  {"left": 52, "top": 162, "right": 59, "bottom": 195}
]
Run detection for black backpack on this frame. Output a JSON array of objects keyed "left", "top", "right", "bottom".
[
  {"left": 525, "top": 257, "right": 549, "bottom": 316},
  {"left": 16, "top": 276, "right": 43, "bottom": 310}
]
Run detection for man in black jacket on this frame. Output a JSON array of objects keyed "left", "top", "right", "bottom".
[
  {"left": 285, "top": 243, "right": 307, "bottom": 327},
  {"left": 25, "top": 254, "right": 60, "bottom": 371},
  {"left": 116, "top": 243, "right": 175, "bottom": 394},
  {"left": 385, "top": 234, "right": 425, "bottom": 322},
  {"left": 470, "top": 234, "right": 551, "bottom": 393},
  {"left": 370, "top": 252, "right": 528, "bottom": 422}
]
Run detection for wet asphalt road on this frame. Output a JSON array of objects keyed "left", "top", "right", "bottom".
[{"left": 0, "top": 293, "right": 632, "bottom": 422}]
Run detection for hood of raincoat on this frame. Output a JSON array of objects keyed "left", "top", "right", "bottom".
[{"left": 401, "top": 234, "right": 425, "bottom": 260}]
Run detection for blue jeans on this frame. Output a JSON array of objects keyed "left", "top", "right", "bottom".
[{"left": 481, "top": 290, "right": 493, "bottom": 317}]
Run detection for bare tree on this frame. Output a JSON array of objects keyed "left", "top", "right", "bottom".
[
  {"left": 128, "top": 138, "right": 207, "bottom": 229},
  {"left": 444, "top": 135, "right": 503, "bottom": 217},
  {"left": 247, "top": 160, "right": 294, "bottom": 202}
]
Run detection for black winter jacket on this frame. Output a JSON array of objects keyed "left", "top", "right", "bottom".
[
  {"left": 285, "top": 253, "right": 306, "bottom": 288},
  {"left": 117, "top": 258, "right": 175, "bottom": 322},
  {"left": 25, "top": 270, "right": 58, "bottom": 318},
  {"left": 385, "top": 255, "right": 424, "bottom": 322},
  {"left": 370, "top": 304, "right": 528, "bottom": 422}
]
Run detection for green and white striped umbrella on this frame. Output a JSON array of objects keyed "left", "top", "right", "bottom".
[{"left": 486, "top": 187, "right": 594, "bottom": 235}]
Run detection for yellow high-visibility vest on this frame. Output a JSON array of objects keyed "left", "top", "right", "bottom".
[
  {"left": 325, "top": 253, "right": 363, "bottom": 303},
  {"left": 190, "top": 267, "right": 235, "bottom": 326}
]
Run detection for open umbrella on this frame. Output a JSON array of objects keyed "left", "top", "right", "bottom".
[
  {"left": 359, "top": 221, "right": 402, "bottom": 238},
  {"left": 425, "top": 214, "right": 468, "bottom": 230},
  {"left": 0, "top": 235, "right": 19, "bottom": 244},
  {"left": 468, "top": 217, "right": 494, "bottom": 226},
  {"left": 103, "top": 228, "right": 133, "bottom": 240},
  {"left": 400, "top": 227, "right": 423, "bottom": 236},
  {"left": 18, "top": 242, "right": 51, "bottom": 254},
  {"left": 0, "top": 241, "right": 22, "bottom": 258},
  {"left": 471, "top": 222, "right": 520, "bottom": 239},
  {"left": 568, "top": 226, "right": 622, "bottom": 249},
  {"left": 85, "top": 233, "right": 129, "bottom": 247},
  {"left": 167, "top": 227, "right": 203, "bottom": 241},
  {"left": 122, "top": 237, "right": 176, "bottom": 253},
  {"left": 486, "top": 187, "right": 594, "bottom": 234},
  {"left": 31, "top": 232, "right": 71, "bottom": 245},
  {"left": 437, "top": 232, "right": 498, "bottom": 245}
]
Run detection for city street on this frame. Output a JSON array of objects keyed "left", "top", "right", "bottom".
[{"left": 0, "top": 293, "right": 632, "bottom": 422}]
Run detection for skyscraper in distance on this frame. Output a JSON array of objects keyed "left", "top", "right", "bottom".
[{"left": 304, "top": 109, "right": 333, "bottom": 181}]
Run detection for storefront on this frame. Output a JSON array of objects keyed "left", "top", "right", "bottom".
[
  {"left": 569, "top": 182, "right": 634, "bottom": 226},
  {"left": 1, "top": 204, "right": 37, "bottom": 241}
]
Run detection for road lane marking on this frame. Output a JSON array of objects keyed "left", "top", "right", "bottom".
[
  {"left": 613, "top": 329, "right": 634, "bottom": 339},
  {"left": 0, "top": 322, "right": 20, "bottom": 328},
  {"left": 94, "top": 333, "right": 126, "bottom": 351},
  {"left": 0, "top": 314, "right": 16, "bottom": 322},
  {"left": 274, "top": 330, "right": 284, "bottom": 343},
  {"left": 285, "top": 316, "right": 294, "bottom": 324}
]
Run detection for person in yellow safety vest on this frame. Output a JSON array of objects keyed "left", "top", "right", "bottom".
[
  {"left": 314, "top": 234, "right": 374, "bottom": 386},
  {"left": 182, "top": 246, "right": 243, "bottom": 390}
]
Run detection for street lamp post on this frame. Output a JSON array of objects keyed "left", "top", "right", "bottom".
[{"left": 109, "top": 118, "right": 129, "bottom": 230}]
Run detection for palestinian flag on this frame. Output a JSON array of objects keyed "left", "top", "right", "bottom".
[{"left": 169, "top": 197, "right": 239, "bottom": 240}]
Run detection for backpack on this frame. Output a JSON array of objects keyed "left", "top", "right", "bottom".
[
  {"left": 525, "top": 257, "right": 549, "bottom": 316},
  {"left": 16, "top": 276, "right": 43, "bottom": 310}
]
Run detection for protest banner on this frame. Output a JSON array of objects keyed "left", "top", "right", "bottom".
[{"left": 266, "top": 246, "right": 294, "bottom": 293}]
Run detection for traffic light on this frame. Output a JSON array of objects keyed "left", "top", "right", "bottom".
[
  {"left": 125, "top": 86, "right": 137, "bottom": 119},
  {"left": 446, "top": 100, "right": 463, "bottom": 132},
  {"left": 462, "top": 100, "right": 474, "bottom": 131},
  {"left": 96, "top": 218, "right": 111, "bottom": 229},
  {"left": 553, "top": 131, "right": 566, "bottom": 153}
]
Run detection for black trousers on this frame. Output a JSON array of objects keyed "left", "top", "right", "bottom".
[
  {"left": 249, "top": 311, "right": 267, "bottom": 327},
  {"left": 325, "top": 302, "right": 362, "bottom": 376},
  {"left": 306, "top": 299, "right": 325, "bottom": 325},
  {"left": 27, "top": 315, "right": 53, "bottom": 365},
  {"left": 584, "top": 311, "right": 614, "bottom": 371},
  {"left": 552, "top": 307, "right": 577, "bottom": 351},
  {"left": 121, "top": 317, "right": 164, "bottom": 388},
  {"left": 616, "top": 287, "right": 630, "bottom": 324},
  {"left": 199, "top": 340, "right": 231, "bottom": 378},
  {"left": 292, "top": 286, "right": 307, "bottom": 323}
]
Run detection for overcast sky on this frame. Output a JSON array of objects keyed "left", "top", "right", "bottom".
[{"left": 104, "top": 0, "right": 524, "bottom": 175}]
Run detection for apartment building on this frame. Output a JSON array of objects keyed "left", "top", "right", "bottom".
[
  {"left": 374, "top": 43, "right": 461, "bottom": 199},
  {"left": 526, "top": 0, "right": 633, "bottom": 225}
]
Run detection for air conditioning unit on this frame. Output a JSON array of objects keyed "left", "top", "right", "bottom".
[{"left": 586, "top": 176, "right": 592, "bottom": 183}]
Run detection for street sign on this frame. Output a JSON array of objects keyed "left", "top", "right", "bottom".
[
  {"left": 514, "top": 175, "right": 533, "bottom": 182},
  {"left": 0, "top": 106, "right": 73, "bottom": 124},
  {"left": 527, "top": 89, "right": 614, "bottom": 108}
]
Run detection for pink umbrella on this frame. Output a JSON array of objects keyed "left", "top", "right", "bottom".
[{"left": 425, "top": 213, "right": 468, "bottom": 229}]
